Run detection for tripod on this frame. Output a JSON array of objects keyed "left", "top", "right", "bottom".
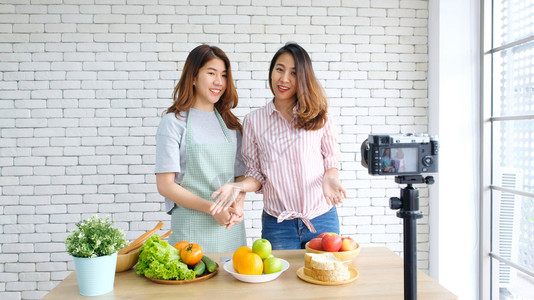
[{"left": 389, "top": 175, "right": 434, "bottom": 300}]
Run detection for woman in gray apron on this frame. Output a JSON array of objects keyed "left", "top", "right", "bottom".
[{"left": 154, "top": 45, "right": 246, "bottom": 253}]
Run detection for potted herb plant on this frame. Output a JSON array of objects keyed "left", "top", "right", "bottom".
[{"left": 65, "top": 215, "right": 128, "bottom": 296}]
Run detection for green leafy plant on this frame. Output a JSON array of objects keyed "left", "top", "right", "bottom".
[{"left": 65, "top": 215, "right": 128, "bottom": 258}]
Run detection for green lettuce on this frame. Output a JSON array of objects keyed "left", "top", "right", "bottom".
[{"left": 135, "top": 235, "right": 195, "bottom": 280}]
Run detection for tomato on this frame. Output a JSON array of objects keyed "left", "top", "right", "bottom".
[
  {"left": 180, "top": 243, "right": 203, "bottom": 265},
  {"left": 174, "top": 241, "right": 189, "bottom": 252}
]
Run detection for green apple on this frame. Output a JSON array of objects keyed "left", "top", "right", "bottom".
[
  {"left": 252, "top": 239, "right": 272, "bottom": 260},
  {"left": 263, "top": 256, "right": 282, "bottom": 274}
]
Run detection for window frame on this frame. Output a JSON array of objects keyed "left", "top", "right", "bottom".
[{"left": 481, "top": 0, "right": 534, "bottom": 299}]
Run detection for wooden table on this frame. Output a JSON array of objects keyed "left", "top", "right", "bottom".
[{"left": 43, "top": 247, "right": 457, "bottom": 299}]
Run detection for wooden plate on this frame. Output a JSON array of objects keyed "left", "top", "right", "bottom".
[
  {"left": 145, "top": 263, "right": 219, "bottom": 285},
  {"left": 296, "top": 266, "right": 359, "bottom": 286}
]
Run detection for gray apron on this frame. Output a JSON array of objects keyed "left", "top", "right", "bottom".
[{"left": 169, "top": 110, "right": 246, "bottom": 252}]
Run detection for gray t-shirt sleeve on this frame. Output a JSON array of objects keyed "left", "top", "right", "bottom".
[
  {"left": 155, "top": 112, "right": 185, "bottom": 174},
  {"left": 155, "top": 112, "right": 187, "bottom": 215}
]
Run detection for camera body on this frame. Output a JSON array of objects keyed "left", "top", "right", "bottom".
[{"left": 362, "top": 133, "right": 438, "bottom": 176}]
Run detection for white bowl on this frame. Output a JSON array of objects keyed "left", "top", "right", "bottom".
[{"left": 223, "top": 258, "right": 290, "bottom": 283}]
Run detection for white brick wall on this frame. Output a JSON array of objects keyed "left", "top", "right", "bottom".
[{"left": 0, "top": 1, "right": 429, "bottom": 299}]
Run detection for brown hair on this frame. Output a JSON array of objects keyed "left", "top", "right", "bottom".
[
  {"left": 166, "top": 44, "right": 242, "bottom": 132},
  {"left": 268, "top": 42, "right": 328, "bottom": 131}
]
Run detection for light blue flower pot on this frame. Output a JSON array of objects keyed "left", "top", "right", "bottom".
[{"left": 73, "top": 252, "right": 118, "bottom": 296}]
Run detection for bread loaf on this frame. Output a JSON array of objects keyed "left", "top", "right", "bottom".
[
  {"left": 304, "top": 253, "right": 345, "bottom": 270},
  {"left": 311, "top": 268, "right": 351, "bottom": 282},
  {"left": 304, "top": 253, "right": 350, "bottom": 282},
  {"left": 303, "top": 266, "right": 314, "bottom": 277}
]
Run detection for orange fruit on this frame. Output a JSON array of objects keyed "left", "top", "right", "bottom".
[
  {"left": 232, "top": 246, "right": 252, "bottom": 272},
  {"left": 236, "top": 252, "right": 263, "bottom": 275}
]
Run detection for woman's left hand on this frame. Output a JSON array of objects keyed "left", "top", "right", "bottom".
[
  {"left": 225, "top": 196, "right": 245, "bottom": 229},
  {"left": 226, "top": 209, "right": 243, "bottom": 229},
  {"left": 322, "top": 175, "right": 347, "bottom": 206}
]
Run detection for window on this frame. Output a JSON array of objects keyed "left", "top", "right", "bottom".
[{"left": 483, "top": 0, "right": 534, "bottom": 299}]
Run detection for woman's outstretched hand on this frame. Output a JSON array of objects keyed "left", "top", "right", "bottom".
[
  {"left": 322, "top": 175, "right": 347, "bottom": 206},
  {"left": 210, "top": 182, "right": 243, "bottom": 215}
]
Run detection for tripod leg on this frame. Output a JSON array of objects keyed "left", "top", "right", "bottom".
[
  {"left": 391, "top": 177, "right": 429, "bottom": 300},
  {"left": 404, "top": 214, "right": 417, "bottom": 300},
  {"left": 398, "top": 184, "right": 422, "bottom": 300}
]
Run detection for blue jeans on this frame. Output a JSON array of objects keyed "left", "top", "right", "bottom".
[{"left": 261, "top": 207, "right": 340, "bottom": 250}]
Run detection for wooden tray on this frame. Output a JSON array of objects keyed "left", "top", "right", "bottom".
[
  {"left": 296, "top": 266, "right": 359, "bottom": 286},
  {"left": 145, "top": 263, "right": 218, "bottom": 285}
]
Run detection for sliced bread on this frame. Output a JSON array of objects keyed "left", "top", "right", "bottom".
[
  {"left": 304, "top": 252, "right": 345, "bottom": 270},
  {"left": 303, "top": 252, "right": 351, "bottom": 282},
  {"left": 311, "top": 268, "right": 351, "bottom": 282}
]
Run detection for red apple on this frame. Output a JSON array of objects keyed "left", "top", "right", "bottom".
[
  {"left": 321, "top": 234, "right": 342, "bottom": 252},
  {"left": 317, "top": 232, "right": 336, "bottom": 239},
  {"left": 308, "top": 238, "right": 323, "bottom": 250},
  {"left": 340, "top": 237, "right": 357, "bottom": 251}
]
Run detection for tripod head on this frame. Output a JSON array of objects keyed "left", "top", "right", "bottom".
[{"left": 394, "top": 175, "right": 435, "bottom": 185}]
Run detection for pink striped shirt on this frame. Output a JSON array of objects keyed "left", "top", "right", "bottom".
[{"left": 242, "top": 100, "right": 341, "bottom": 232}]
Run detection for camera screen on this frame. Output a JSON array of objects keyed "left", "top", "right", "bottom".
[{"left": 380, "top": 147, "right": 418, "bottom": 173}]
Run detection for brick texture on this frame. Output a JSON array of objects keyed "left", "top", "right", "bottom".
[{"left": 0, "top": 1, "right": 429, "bottom": 299}]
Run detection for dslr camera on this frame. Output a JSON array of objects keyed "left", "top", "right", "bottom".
[{"left": 361, "top": 133, "right": 438, "bottom": 176}]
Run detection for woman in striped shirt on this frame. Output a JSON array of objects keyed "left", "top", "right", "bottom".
[{"left": 211, "top": 43, "right": 347, "bottom": 250}]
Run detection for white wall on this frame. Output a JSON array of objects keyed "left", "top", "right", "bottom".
[
  {"left": 0, "top": 1, "right": 430, "bottom": 299},
  {"left": 429, "top": 0, "right": 480, "bottom": 299}
]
